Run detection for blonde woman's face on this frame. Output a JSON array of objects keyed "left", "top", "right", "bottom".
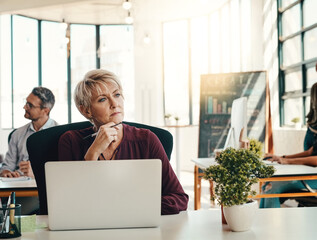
[{"left": 87, "top": 82, "right": 124, "bottom": 128}]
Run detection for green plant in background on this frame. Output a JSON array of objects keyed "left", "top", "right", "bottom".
[
  {"left": 203, "top": 147, "right": 275, "bottom": 207},
  {"left": 291, "top": 117, "right": 300, "bottom": 124},
  {"left": 248, "top": 138, "right": 264, "bottom": 159},
  {"left": 164, "top": 113, "right": 172, "bottom": 119}
]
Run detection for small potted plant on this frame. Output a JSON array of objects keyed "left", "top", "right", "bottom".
[
  {"left": 164, "top": 113, "right": 172, "bottom": 126},
  {"left": 291, "top": 117, "right": 301, "bottom": 129},
  {"left": 203, "top": 147, "right": 275, "bottom": 232},
  {"left": 174, "top": 116, "right": 179, "bottom": 125}
]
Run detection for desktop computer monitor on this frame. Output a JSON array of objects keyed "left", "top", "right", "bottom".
[{"left": 223, "top": 97, "right": 247, "bottom": 149}]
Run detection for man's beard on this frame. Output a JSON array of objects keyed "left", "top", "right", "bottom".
[{"left": 24, "top": 112, "right": 39, "bottom": 121}]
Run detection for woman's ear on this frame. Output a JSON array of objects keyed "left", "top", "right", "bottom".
[{"left": 79, "top": 105, "right": 92, "bottom": 119}]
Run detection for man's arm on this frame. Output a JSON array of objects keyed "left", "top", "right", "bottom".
[
  {"left": 0, "top": 133, "right": 20, "bottom": 177},
  {"left": 18, "top": 161, "right": 34, "bottom": 178}
]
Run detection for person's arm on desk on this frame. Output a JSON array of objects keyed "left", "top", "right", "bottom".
[
  {"left": 1, "top": 161, "right": 34, "bottom": 178},
  {"left": 18, "top": 160, "right": 34, "bottom": 178},
  {"left": 0, "top": 169, "right": 20, "bottom": 178},
  {"left": 265, "top": 147, "right": 317, "bottom": 166},
  {"left": 0, "top": 139, "right": 22, "bottom": 178}
]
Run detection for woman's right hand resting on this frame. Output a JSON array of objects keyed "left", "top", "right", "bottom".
[
  {"left": 84, "top": 122, "right": 119, "bottom": 160},
  {"left": 264, "top": 153, "right": 291, "bottom": 164}
]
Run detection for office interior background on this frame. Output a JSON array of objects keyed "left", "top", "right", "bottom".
[{"left": 0, "top": 0, "right": 317, "bottom": 177}]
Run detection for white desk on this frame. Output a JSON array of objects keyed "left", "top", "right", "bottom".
[
  {"left": 192, "top": 158, "right": 317, "bottom": 209},
  {"left": 21, "top": 208, "right": 317, "bottom": 240},
  {"left": 192, "top": 158, "right": 317, "bottom": 176},
  {"left": 0, "top": 178, "right": 37, "bottom": 197}
]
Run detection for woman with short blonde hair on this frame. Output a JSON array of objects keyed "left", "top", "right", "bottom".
[{"left": 58, "top": 69, "right": 189, "bottom": 215}]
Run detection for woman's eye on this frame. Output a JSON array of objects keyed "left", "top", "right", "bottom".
[
  {"left": 98, "top": 97, "right": 107, "bottom": 102},
  {"left": 115, "top": 93, "right": 121, "bottom": 97}
]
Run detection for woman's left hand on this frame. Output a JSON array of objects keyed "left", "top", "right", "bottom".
[
  {"left": 94, "top": 122, "right": 119, "bottom": 149},
  {"left": 84, "top": 122, "right": 120, "bottom": 160}
]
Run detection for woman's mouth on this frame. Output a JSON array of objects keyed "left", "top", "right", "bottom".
[{"left": 111, "top": 112, "right": 120, "bottom": 117}]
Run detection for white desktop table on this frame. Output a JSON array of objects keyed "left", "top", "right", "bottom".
[
  {"left": 192, "top": 158, "right": 317, "bottom": 209},
  {"left": 21, "top": 208, "right": 317, "bottom": 240},
  {"left": 0, "top": 178, "right": 37, "bottom": 197}
]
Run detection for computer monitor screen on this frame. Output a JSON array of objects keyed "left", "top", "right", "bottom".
[{"left": 224, "top": 97, "right": 247, "bottom": 149}]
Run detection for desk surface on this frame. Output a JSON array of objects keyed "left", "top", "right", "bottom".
[
  {"left": 0, "top": 178, "right": 37, "bottom": 188},
  {"left": 192, "top": 158, "right": 317, "bottom": 176},
  {"left": 22, "top": 208, "right": 317, "bottom": 240},
  {"left": 0, "top": 178, "right": 38, "bottom": 197}
]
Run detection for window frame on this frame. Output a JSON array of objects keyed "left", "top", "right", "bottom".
[
  {"left": 1, "top": 14, "right": 133, "bottom": 128},
  {"left": 278, "top": 0, "right": 317, "bottom": 126}
]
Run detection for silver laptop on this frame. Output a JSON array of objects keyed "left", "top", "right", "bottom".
[{"left": 45, "top": 160, "right": 162, "bottom": 230}]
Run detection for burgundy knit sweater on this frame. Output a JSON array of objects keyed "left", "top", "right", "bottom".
[{"left": 58, "top": 123, "right": 188, "bottom": 215}]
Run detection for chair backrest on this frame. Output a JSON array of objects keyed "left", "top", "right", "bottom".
[{"left": 27, "top": 121, "right": 173, "bottom": 214}]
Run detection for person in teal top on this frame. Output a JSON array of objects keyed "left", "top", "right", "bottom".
[
  {"left": 304, "top": 77, "right": 317, "bottom": 150},
  {"left": 261, "top": 73, "right": 317, "bottom": 208}
]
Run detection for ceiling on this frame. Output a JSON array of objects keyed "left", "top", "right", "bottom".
[{"left": 4, "top": 0, "right": 129, "bottom": 25}]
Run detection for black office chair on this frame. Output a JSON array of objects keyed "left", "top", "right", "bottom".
[{"left": 27, "top": 121, "right": 173, "bottom": 214}]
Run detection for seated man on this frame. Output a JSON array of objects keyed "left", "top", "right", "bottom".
[
  {"left": 0, "top": 87, "right": 58, "bottom": 178},
  {"left": 0, "top": 87, "right": 58, "bottom": 214}
]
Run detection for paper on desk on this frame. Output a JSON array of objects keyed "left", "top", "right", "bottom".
[
  {"left": 0, "top": 176, "right": 31, "bottom": 182},
  {"left": 21, "top": 215, "right": 37, "bottom": 232}
]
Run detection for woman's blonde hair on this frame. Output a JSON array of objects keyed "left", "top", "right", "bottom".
[{"left": 74, "top": 69, "right": 123, "bottom": 113}]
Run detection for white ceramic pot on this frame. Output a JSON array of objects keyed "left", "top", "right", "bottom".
[
  {"left": 295, "top": 122, "right": 301, "bottom": 129},
  {"left": 223, "top": 200, "right": 258, "bottom": 232}
]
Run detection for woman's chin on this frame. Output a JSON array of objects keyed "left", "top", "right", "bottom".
[{"left": 111, "top": 115, "right": 123, "bottom": 123}]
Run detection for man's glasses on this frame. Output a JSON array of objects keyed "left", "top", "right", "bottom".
[{"left": 24, "top": 101, "right": 42, "bottom": 110}]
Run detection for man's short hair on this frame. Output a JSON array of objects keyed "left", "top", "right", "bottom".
[{"left": 32, "top": 87, "right": 55, "bottom": 110}]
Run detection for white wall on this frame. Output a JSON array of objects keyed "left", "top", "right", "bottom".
[
  {"left": 132, "top": 0, "right": 268, "bottom": 172},
  {"left": 133, "top": 0, "right": 264, "bottom": 126},
  {"left": 273, "top": 129, "right": 306, "bottom": 155},
  {"left": 133, "top": 0, "right": 229, "bottom": 126}
]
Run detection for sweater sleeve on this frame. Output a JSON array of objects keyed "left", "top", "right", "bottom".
[
  {"left": 148, "top": 132, "right": 189, "bottom": 215},
  {"left": 58, "top": 131, "right": 74, "bottom": 161}
]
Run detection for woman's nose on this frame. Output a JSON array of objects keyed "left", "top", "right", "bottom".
[{"left": 110, "top": 98, "right": 119, "bottom": 108}]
